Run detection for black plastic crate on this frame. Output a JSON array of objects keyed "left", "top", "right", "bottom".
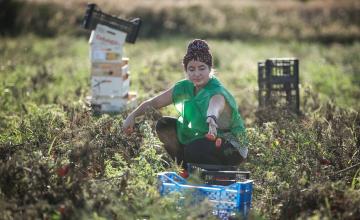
[
  {"left": 258, "top": 58, "right": 300, "bottom": 114},
  {"left": 82, "top": 3, "right": 141, "bottom": 43},
  {"left": 187, "top": 163, "right": 251, "bottom": 186}
]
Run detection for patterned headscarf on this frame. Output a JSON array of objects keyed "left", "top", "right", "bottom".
[{"left": 183, "top": 39, "right": 212, "bottom": 70}]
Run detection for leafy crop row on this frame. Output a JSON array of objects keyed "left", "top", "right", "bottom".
[{"left": 1, "top": 36, "right": 359, "bottom": 219}]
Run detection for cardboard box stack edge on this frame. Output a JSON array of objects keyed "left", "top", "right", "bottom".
[{"left": 89, "top": 24, "right": 137, "bottom": 112}]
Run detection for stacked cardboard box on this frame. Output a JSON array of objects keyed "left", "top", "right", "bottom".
[{"left": 88, "top": 24, "right": 136, "bottom": 112}]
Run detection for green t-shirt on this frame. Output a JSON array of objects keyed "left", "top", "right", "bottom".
[{"left": 172, "top": 76, "right": 248, "bottom": 158}]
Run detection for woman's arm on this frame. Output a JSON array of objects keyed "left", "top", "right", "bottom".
[
  {"left": 207, "top": 94, "right": 225, "bottom": 119},
  {"left": 122, "top": 86, "right": 174, "bottom": 132},
  {"left": 206, "top": 94, "right": 225, "bottom": 136}
]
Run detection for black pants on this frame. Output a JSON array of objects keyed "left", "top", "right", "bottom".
[{"left": 155, "top": 116, "right": 244, "bottom": 169}]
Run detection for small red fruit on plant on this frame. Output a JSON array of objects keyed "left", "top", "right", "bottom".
[
  {"left": 319, "top": 158, "right": 331, "bottom": 165},
  {"left": 179, "top": 169, "right": 189, "bottom": 178},
  {"left": 125, "top": 127, "right": 133, "bottom": 135},
  {"left": 215, "top": 138, "right": 222, "bottom": 149},
  {"left": 58, "top": 204, "right": 66, "bottom": 215},
  {"left": 56, "top": 164, "right": 70, "bottom": 177}
]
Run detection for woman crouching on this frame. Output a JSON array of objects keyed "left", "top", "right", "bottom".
[{"left": 122, "top": 39, "right": 248, "bottom": 177}]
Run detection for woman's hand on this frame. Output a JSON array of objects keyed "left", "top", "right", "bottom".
[
  {"left": 206, "top": 116, "right": 222, "bottom": 149},
  {"left": 206, "top": 116, "right": 218, "bottom": 137},
  {"left": 121, "top": 86, "right": 174, "bottom": 135},
  {"left": 122, "top": 114, "right": 135, "bottom": 134}
]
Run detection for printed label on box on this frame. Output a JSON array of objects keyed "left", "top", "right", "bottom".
[{"left": 89, "top": 25, "right": 127, "bottom": 46}]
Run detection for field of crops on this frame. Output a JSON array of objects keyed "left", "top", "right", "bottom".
[{"left": 1, "top": 0, "right": 360, "bottom": 219}]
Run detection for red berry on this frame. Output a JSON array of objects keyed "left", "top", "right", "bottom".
[{"left": 57, "top": 164, "right": 70, "bottom": 177}]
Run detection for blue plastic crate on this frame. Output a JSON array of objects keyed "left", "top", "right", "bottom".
[{"left": 157, "top": 172, "right": 253, "bottom": 219}]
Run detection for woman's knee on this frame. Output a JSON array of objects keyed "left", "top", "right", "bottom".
[
  {"left": 156, "top": 117, "right": 177, "bottom": 143},
  {"left": 155, "top": 117, "right": 183, "bottom": 159},
  {"left": 224, "top": 150, "right": 245, "bottom": 165},
  {"left": 155, "top": 117, "right": 176, "bottom": 134}
]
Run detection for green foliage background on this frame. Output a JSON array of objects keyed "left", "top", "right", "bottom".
[{"left": 0, "top": 0, "right": 360, "bottom": 219}]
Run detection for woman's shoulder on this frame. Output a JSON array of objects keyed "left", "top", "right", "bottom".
[
  {"left": 172, "top": 79, "right": 193, "bottom": 101},
  {"left": 173, "top": 79, "right": 193, "bottom": 91},
  {"left": 174, "top": 78, "right": 192, "bottom": 86},
  {"left": 205, "top": 77, "right": 227, "bottom": 94},
  {"left": 207, "top": 77, "right": 239, "bottom": 108}
]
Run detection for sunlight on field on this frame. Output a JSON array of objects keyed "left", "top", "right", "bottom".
[{"left": 1, "top": 35, "right": 359, "bottom": 120}]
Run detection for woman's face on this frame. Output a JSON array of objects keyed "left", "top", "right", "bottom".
[{"left": 186, "top": 60, "right": 211, "bottom": 88}]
